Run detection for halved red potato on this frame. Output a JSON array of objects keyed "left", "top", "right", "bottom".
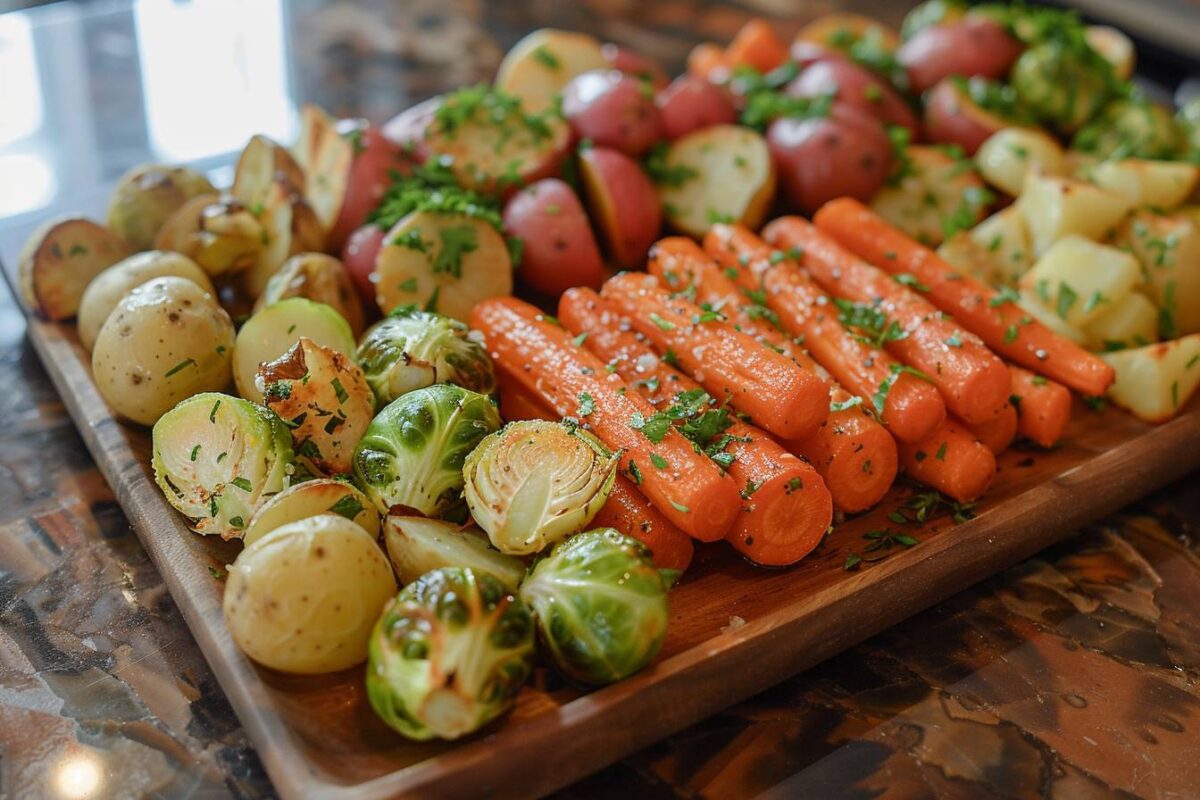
[
  {"left": 380, "top": 96, "right": 439, "bottom": 158},
  {"left": 655, "top": 125, "right": 775, "bottom": 239},
  {"left": 375, "top": 211, "right": 513, "bottom": 322},
  {"left": 18, "top": 218, "right": 133, "bottom": 321},
  {"left": 767, "top": 104, "right": 893, "bottom": 214},
  {"left": 562, "top": 70, "right": 663, "bottom": 156},
  {"left": 870, "top": 145, "right": 989, "bottom": 246},
  {"left": 601, "top": 43, "right": 668, "bottom": 90},
  {"left": 503, "top": 179, "right": 604, "bottom": 296},
  {"left": 655, "top": 75, "right": 738, "bottom": 141},
  {"left": 495, "top": 29, "right": 608, "bottom": 114},
  {"left": 898, "top": 17, "right": 1022, "bottom": 94},
  {"left": 786, "top": 58, "right": 918, "bottom": 137},
  {"left": 578, "top": 147, "right": 662, "bottom": 267},
  {"left": 922, "top": 77, "right": 1014, "bottom": 156},
  {"left": 341, "top": 223, "right": 386, "bottom": 304}
]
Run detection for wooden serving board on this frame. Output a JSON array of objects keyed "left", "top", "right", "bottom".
[{"left": 6, "top": 270, "right": 1200, "bottom": 799}]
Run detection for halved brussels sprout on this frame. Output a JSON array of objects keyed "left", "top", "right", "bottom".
[
  {"left": 353, "top": 384, "right": 501, "bottom": 517},
  {"left": 463, "top": 420, "right": 619, "bottom": 556},
  {"left": 520, "top": 529, "right": 669, "bottom": 685},
  {"left": 367, "top": 567, "right": 535, "bottom": 740},
  {"left": 384, "top": 515, "right": 526, "bottom": 590},
  {"left": 151, "top": 393, "right": 293, "bottom": 539},
  {"left": 233, "top": 297, "right": 357, "bottom": 403},
  {"left": 355, "top": 307, "right": 496, "bottom": 406}
]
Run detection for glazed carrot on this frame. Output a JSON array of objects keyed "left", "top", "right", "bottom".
[
  {"left": 600, "top": 271, "right": 830, "bottom": 440},
  {"left": 688, "top": 43, "right": 728, "bottom": 80},
  {"left": 813, "top": 198, "right": 1115, "bottom": 396},
  {"left": 1009, "top": 365, "right": 1072, "bottom": 448},
  {"left": 471, "top": 297, "right": 740, "bottom": 542},
  {"left": 592, "top": 476, "right": 696, "bottom": 572},
  {"left": 964, "top": 402, "right": 1018, "bottom": 454},
  {"left": 898, "top": 418, "right": 997, "bottom": 503},
  {"left": 646, "top": 241, "right": 898, "bottom": 512},
  {"left": 694, "top": 231, "right": 946, "bottom": 444},
  {"left": 724, "top": 18, "right": 790, "bottom": 73},
  {"left": 495, "top": 372, "right": 695, "bottom": 571},
  {"left": 560, "top": 287, "right": 832, "bottom": 565},
  {"left": 762, "top": 216, "right": 1011, "bottom": 425}
]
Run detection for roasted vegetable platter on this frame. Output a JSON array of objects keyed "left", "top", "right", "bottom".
[{"left": 6, "top": 4, "right": 1200, "bottom": 799}]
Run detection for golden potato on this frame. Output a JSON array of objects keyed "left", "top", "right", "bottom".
[{"left": 108, "top": 164, "right": 216, "bottom": 250}]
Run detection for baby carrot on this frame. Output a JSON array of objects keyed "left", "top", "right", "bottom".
[
  {"left": 813, "top": 198, "right": 1115, "bottom": 396},
  {"left": 600, "top": 271, "right": 830, "bottom": 440},
  {"left": 724, "top": 18, "right": 790, "bottom": 73},
  {"left": 898, "top": 418, "right": 997, "bottom": 503},
  {"left": 646, "top": 240, "right": 898, "bottom": 512},
  {"left": 687, "top": 43, "right": 728, "bottom": 81},
  {"left": 964, "top": 402, "right": 1018, "bottom": 454},
  {"left": 560, "top": 287, "right": 832, "bottom": 566},
  {"left": 592, "top": 476, "right": 696, "bottom": 573},
  {"left": 472, "top": 297, "right": 740, "bottom": 542},
  {"left": 695, "top": 230, "right": 947, "bottom": 444},
  {"left": 1009, "top": 365, "right": 1072, "bottom": 448}
]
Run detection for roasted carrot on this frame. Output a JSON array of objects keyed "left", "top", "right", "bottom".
[
  {"left": 964, "top": 402, "right": 1018, "bottom": 454},
  {"left": 694, "top": 231, "right": 947, "bottom": 444},
  {"left": 560, "top": 287, "right": 832, "bottom": 565},
  {"left": 762, "top": 216, "right": 1011, "bottom": 425},
  {"left": 724, "top": 18, "right": 790, "bottom": 73},
  {"left": 813, "top": 198, "right": 1116, "bottom": 397},
  {"left": 687, "top": 43, "right": 728, "bottom": 80},
  {"left": 496, "top": 371, "right": 696, "bottom": 571},
  {"left": 472, "top": 297, "right": 740, "bottom": 542},
  {"left": 898, "top": 418, "right": 997, "bottom": 503},
  {"left": 592, "top": 476, "right": 696, "bottom": 572},
  {"left": 600, "top": 271, "right": 830, "bottom": 440},
  {"left": 646, "top": 240, "right": 898, "bottom": 512},
  {"left": 1009, "top": 365, "right": 1072, "bottom": 448}
]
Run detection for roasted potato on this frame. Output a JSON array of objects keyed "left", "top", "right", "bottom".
[
  {"left": 969, "top": 205, "right": 1033, "bottom": 284},
  {"left": 655, "top": 75, "right": 738, "bottom": 141},
  {"left": 869, "top": 145, "right": 987, "bottom": 246},
  {"left": 787, "top": 58, "right": 917, "bottom": 137},
  {"left": 257, "top": 337, "right": 375, "bottom": 476},
  {"left": 495, "top": 28, "right": 609, "bottom": 114},
  {"left": 78, "top": 250, "right": 214, "bottom": 352},
  {"left": 154, "top": 194, "right": 264, "bottom": 277},
  {"left": 1018, "top": 236, "right": 1142, "bottom": 329},
  {"left": 18, "top": 217, "right": 132, "bottom": 321},
  {"left": 578, "top": 146, "right": 662, "bottom": 267},
  {"left": 1117, "top": 210, "right": 1200, "bottom": 337},
  {"left": 253, "top": 252, "right": 365, "bottom": 335},
  {"left": 502, "top": 179, "right": 604, "bottom": 296},
  {"left": 1084, "top": 291, "right": 1159, "bottom": 351},
  {"left": 232, "top": 297, "right": 357, "bottom": 403},
  {"left": 107, "top": 164, "right": 216, "bottom": 250},
  {"left": 92, "top": 277, "right": 234, "bottom": 426},
  {"left": 1101, "top": 335, "right": 1200, "bottom": 422},
  {"left": 1087, "top": 159, "right": 1198, "bottom": 211},
  {"left": 1016, "top": 171, "right": 1131, "bottom": 256},
  {"left": 562, "top": 70, "right": 663, "bottom": 157},
  {"left": 975, "top": 127, "right": 1066, "bottom": 197},
  {"left": 897, "top": 17, "right": 1022, "bottom": 94},
  {"left": 658, "top": 124, "right": 775, "bottom": 237},
  {"left": 243, "top": 479, "right": 380, "bottom": 547}
]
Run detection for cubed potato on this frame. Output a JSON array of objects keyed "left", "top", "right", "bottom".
[
  {"left": 937, "top": 233, "right": 995, "bottom": 285},
  {"left": 969, "top": 205, "right": 1033, "bottom": 285},
  {"left": 1016, "top": 289, "right": 1088, "bottom": 345},
  {"left": 1101, "top": 334, "right": 1200, "bottom": 422},
  {"left": 1117, "top": 210, "right": 1200, "bottom": 336},
  {"left": 1084, "top": 291, "right": 1159, "bottom": 351},
  {"left": 1019, "top": 235, "right": 1141, "bottom": 328},
  {"left": 1088, "top": 159, "right": 1199, "bottom": 211},
  {"left": 868, "top": 145, "right": 988, "bottom": 246},
  {"left": 975, "top": 127, "right": 1065, "bottom": 197},
  {"left": 1016, "top": 172, "right": 1132, "bottom": 256}
]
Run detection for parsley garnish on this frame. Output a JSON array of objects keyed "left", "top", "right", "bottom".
[
  {"left": 328, "top": 495, "right": 365, "bottom": 520},
  {"left": 577, "top": 391, "right": 596, "bottom": 417},
  {"left": 164, "top": 358, "right": 196, "bottom": 378}
]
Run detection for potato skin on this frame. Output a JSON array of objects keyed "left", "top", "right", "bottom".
[
  {"left": 562, "top": 69, "right": 663, "bottom": 156},
  {"left": 108, "top": 164, "right": 216, "bottom": 250},
  {"left": 78, "top": 250, "right": 214, "bottom": 352},
  {"left": 257, "top": 337, "right": 375, "bottom": 475},
  {"left": 92, "top": 276, "right": 234, "bottom": 426},
  {"left": 223, "top": 515, "right": 397, "bottom": 674},
  {"left": 503, "top": 179, "right": 604, "bottom": 296},
  {"left": 253, "top": 253, "right": 366, "bottom": 335},
  {"left": 18, "top": 217, "right": 133, "bottom": 321}
]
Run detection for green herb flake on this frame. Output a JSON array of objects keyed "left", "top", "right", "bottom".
[
  {"left": 650, "top": 453, "right": 668, "bottom": 470},
  {"left": 894, "top": 273, "right": 930, "bottom": 292},
  {"left": 393, "top": 229, "right": 428, "bottom": 252},
  {"left": 935, "top": 441, "right": 948, "bottom": 460},
  {"left": 532, "top": 45, "right": 560, "bottom": 70},
  {"left": 230, "top": 477, "right": 253, "bottom": 492},
  {"left": 328, "top": 494, "right": 365, "bottom": 521},
  {"left": 1055, "top": 282, "right": 1078, "bottom": 321},
  {"left": 577, "top": 391, "right": 596, "bottom": 417},
  {"left": 1004, "top": 324, "right": 1019, "bottom": 344},
  {"left": 164, "top": 358, "right": 196, "bottom": 378},
  {"left": 209, "top": 399, "right": 222, "bottom": 423},
  {"left": 989, "top": 286, "right": 1020, "bottom": 308},
  {"left": 649, "top": 313, "right": 676, "bottom": 331},
  {"left": 669, "top": 500, "right": 690, "bottom": 513},
  {"left": 628, "top": 460, "right": 643, "bottom": 485},
  {"left": 189, "top": 444, "right": 201, "bottom": 462},
  {"left": 331, "top": 378, "right": 349, "bottom": 404}
]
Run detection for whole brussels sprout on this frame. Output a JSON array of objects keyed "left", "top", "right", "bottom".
[
  {"left": 367, "top": 567, "right": 535, "bottom": 740},
  {"left": 355, "top": 307, "right": 496, "bottom": 406},
  {"left": 353, "top": 384, "right": 501, "bottom": 516},
  {"left": 463, "top": 420, "right": 619, "bottom": 556},
  {"left": 108, "top": 164, "right": 217, "bottom": 250},
  {"left": 1074, "top": 99, "right": 1182, "bottom": 160},
  {"left": 519, "top": 529, "right": 669, "bottom": 685},
  {"left": 1011, "top": 41, "right": 1112, "bottom": 132}
]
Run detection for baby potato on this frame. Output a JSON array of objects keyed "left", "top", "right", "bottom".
[
  {"left": 18, "top": 217, "right": 133, "bottom": 321},
  {"left": 92, "top": 276, "right": 234, "bottom": 426},
  {"left": 243, "top": 479, "right": 380, "bottom": 547},
  {"left": 78, "top": 250, "right": 214, "bottom": 352},
  {"left": 655, "top": 75, "right": 737, "bottom": 141},
  {"left": 502, "top": 178, "right": 604, "bottom": 296},
  {"left": 562, "top": 69, "right": 663, "bottom": 156},
  {"left": 223, "top": 514, "right": 397, "bottom": 674},
  {"left": 578, "top": 146, "right": 662, "bottom": 267},
  {"left": 256, "top": 337, "right": 375, "bottom": 476},
  {"left": 253, "top": 253, "right": 366, "bottom": 335},
  {"left": 495, "top": 28, "right": 609, "bottom": 114},
  {"left": 658, "top": 124, "right": 775, "bottom": 237},
  {"left": 154, "top": 195, "right": 264, "bottom": 277},
  {"left": 108, "top": 164, "right": 216, "bottom": 250}
]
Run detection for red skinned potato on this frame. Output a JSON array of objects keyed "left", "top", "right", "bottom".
[
  {"left": 923, "top": 77, "right": 1012, "bottom": 155},
  {"left": 578, "top": 147, "right": 662, "bottom": 267},
  {"left": 767, "top": 104, "right": 894, "bottom": 214},
  {"left": 328, "top": 121, "right": 406, "bottom": 252},
  {"left": 786, "top": 58, "right": 918, "bottom": 137},
  {"left": 341, "top": 223, "right": 386, "bottom": 304},
  {"left": 898, "top": 17, "right": 1022, "bottom": 94},
  {"left": 562, "top": 70, "right": 663, "bottom": 157},
  {"left": 503, "top": 179, "right": 605, "bottom": 296},
  {"left": 380, "top": 96, "right": 438, "bottom": 160},
  {"left": 655, "top": 75, "right": 738, "bottom": 141},
  {"left": 601, "top": 43, "right": 668, "bottom": 90},
  {"left": 789, "top": 39, "right": 840, "bottom": 69}
]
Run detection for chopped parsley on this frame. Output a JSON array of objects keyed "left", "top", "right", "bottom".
[
  {"left": 577, "top": 391, "right": 596, "bottom": 417},
  {"left": 164, "top": 358, "right": 196, "bottom": 378},
  {"left": 328, "top": 494, "right": 365, "bottom": 521},
  {"left": 894, "top": 273, "right": 930, "bottom": 292},
  {"left": 835, "top": 298, "right": 909, "bottom": 348},
  {"left": 649, "top": 313, "right": 676, "bottom": 331},
  {"left": 650, "top": 453, "right": 668, "bottom": 470},
  {"left": 229, "top": 477, "right": 253, "bottom": 492}
]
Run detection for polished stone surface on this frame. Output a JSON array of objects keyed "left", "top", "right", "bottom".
[{"left": 2, "top": 1, "right": 1199, "bottom": 798}]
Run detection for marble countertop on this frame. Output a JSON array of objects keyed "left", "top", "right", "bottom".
[{"left": 2, "top": 1, "right": 1200, "bottom": 798}]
